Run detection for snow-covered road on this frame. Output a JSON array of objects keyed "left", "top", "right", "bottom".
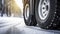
[
  {"left": 0, "top": 17, "right": 25, "bottom": 34},
  {"left": 0, "top": 17, "right": 60, "bottom": 34}
]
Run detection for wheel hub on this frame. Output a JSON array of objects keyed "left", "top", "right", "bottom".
[
  {"left": 25, "top": 4, "right": 29, "bottom": 20},
  {"left": 38, "top": 0, "right": 50, "bottom": 20}
]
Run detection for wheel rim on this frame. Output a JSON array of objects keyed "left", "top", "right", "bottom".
[
  {"left": 38, "top": 0, "right": 50, "bottom": 20},
  {"left": 25, "top": 4, "right": 29, "bottom": 20}
]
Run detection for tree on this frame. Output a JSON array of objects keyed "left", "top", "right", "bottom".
[{"left": 4, "top": 0, "right": 22, "bottom": 17}]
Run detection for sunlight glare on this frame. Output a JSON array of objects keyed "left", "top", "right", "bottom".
[{"left": 15, "top": 0, "right": 23, "bottom": 12}]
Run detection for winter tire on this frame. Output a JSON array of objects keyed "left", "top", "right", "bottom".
[
  {"left": 35, "top": 0, "right": 60, "bottom": 29},
  {"left": 23, "top": 1, "right": 37, "bottom": 26}
]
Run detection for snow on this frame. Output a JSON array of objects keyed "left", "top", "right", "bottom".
[
  {"left": 0, "top": 17, "right": 60, "bottom": 34},
  {"left": 0, "top": 17, "right": 25, "bottom": 34}
]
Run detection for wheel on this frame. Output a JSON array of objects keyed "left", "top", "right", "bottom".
[
  {"left": 35, "top": 0, "right": 60, "bottom": 29},
  {"left": 23, "top": 2, "right": 37, "bottom": 26}
]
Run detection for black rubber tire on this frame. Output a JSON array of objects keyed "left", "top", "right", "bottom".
[
  {"left": 35, "top": 0, "right": 60, "bottom": 29},
  {"left": 23, "top": 0, "right": 37, "bottom": 26}
]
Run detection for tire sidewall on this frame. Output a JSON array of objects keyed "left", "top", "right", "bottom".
[
  {"left": 35, "top": 0, "right": 56, "bottom": 28},
  {"left": 23, "top": 3, "right": 32, "bottom": 25}
]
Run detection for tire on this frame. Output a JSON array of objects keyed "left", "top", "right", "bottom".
[
  {"left": 23, "top": 1, "right": 37, "bottom": 26},
  {"left": 35, "top": 0, "right": 60, "bottom": 29}
]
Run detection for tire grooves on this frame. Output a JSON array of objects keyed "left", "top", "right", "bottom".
[
  {"left": 52, "top": 0, "right": 60, "bottom": 29},
  {"left": 46, "top": 0, "right": 60, "bottom": 29},
  {"left": 55, "top": 0, "right": 60, "bottom": 29}
]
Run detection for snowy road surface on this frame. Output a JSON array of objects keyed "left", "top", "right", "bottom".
[
  {"left": 0, "top": 17, "right": 25, "bottom": 34},
  {"left": 0, "top": 17, "right": 60, "bottom": 34}
]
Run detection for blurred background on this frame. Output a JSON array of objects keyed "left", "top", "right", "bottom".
[
  {"left": 0, "top": 0, "right": 60, "bottom": 34},
  {"left": 0, "top": 0, "right": 25, "bottom": 34},
  {"left": 0, "top": 0, "right": 23, "bottom": 17}
]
